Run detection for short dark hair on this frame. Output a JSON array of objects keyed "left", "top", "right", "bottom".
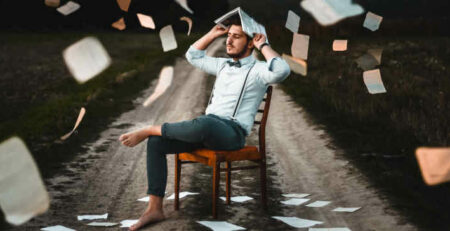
[{"left": 224, "top": 15, "right": 254, "bottom": 51}]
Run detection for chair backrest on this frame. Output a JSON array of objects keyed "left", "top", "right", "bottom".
[{"left": 253, "top": 86, "right": 273, "bottom": 159}]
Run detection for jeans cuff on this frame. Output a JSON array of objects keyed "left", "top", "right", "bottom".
[{"left": 161, "top": 122, "right": 170, "bottom": 139}]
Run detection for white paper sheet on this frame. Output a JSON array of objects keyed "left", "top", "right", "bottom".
[
  {"left": 167, "top": 191, "right": 199, "bottom": 200},
  {"left": 363, "top": 12, "right": 383, "bottom": 31},
  {"left": 175, "top": 0, "right": 194, "bottom": 14},
  {"left": 301, "top": 0, "right": 364, "bottom": 26},
  {"left": 285, "top": 10, "right": 300, "bottom": 33},
  {"left": 57, "top": 1, "right": 80, "bottom": 16},
  {"left": 111, "top": 17, "right": 126, "bottom": 31},
  {"left": 282, "top": 193, "right": 310, "bottom": 198},
  {"left": 309, "top": 228, "right": 351, "bottom": 231},
  {"left": 0, "top": 137, "right": 50, "bottom": 226},
  {"left": 137, "top": 196, "right": 149, "bottom": 202},
  {"left": 306, "top": 200, "right": 331, "bottom": 207},
  {"left": 416, "top": 147, "right": 450, "bottom": 185},
  {"left": 63, "top": 37, "right": 111, "bottom": 84},
  {"left": 41, "top": 225, "right": 75, "bottom": 231},
  {"left": 197, "top": 221, "right": 245, "bottom": 231},
  {"left": 332, "top": 40, "right": 347, "bottom": 51},
  {"left": 87, "top": 222, "right": 118, "bottom": 227},
  {"left": 143, "top": 66, "right": 174, "bottom": 107},
  {"left": 219, "top": 196, "right": 253, "bottom": 203},
  {"left": 137, "top": 13, "right": 155, "bottom": 29},
  {"left": 282, "top": 54, "right": 307, "bottom": 76},
  {"left": 272, "top": 216, "right": 323, "bottom": 228},
  {"left": 120, "top": 219, "right": 139, "bottom": 228},
  {"left": 363, "top": 69, "right": 386, "bottom": 94},
  {"left": 332, "top": 207, "right": 361, "bottom": 212},
  {"left": 291, "top": 33, "right": 310, "bottom": 60},
  {"left": 60, "top": 107, "right": 86, "bottom": 140},
  {"left": 180, "top": 16, "right": 193, "bottom": 36},
  {"left": 116, "top": 0, "right": 131, "bottom": 12},
  {"left": 281, "top": 198, "right": 310, "bottom": 206},
  {"left": 160, "top": 25, "right": 177, "bottom": 52},
  {"left": 77, "top": 213, "right": 108, "bottom": 221},
  {"left": 45, "top": 0, "right": 60, "bottom": 8}
]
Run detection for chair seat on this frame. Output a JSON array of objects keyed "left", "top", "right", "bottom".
[{"left": 179, "top": 146, "right": 261, "bottom": 166}]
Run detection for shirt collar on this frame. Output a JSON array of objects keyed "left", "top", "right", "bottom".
[{"left": 230, "top": 54, "right": 255, "bottom": 67}]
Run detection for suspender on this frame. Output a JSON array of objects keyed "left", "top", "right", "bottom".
[{"left": 208, "top": 61, "right": 256, "bottom": 120}]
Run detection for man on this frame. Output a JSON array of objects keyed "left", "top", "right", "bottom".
[{"left": 119, "top": 19, "right": 290, "bottom": 230}]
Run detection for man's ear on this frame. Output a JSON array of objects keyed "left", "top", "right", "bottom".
[{"left": 248, "top": 39, "right": 255, "bottom": 49}]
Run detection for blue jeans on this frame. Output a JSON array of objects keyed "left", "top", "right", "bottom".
[{"left": 146, "top": 114, "right": 246, "bottom": 197}]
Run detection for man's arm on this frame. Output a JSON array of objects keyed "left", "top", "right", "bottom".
[{"left": 185, "top": 26, "right": 229, "bottom": 75}]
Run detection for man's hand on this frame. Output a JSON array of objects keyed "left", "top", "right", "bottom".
[
  {"left": 253, "top": 33, "right": 266, "bottom": 50},
  {"left": 207, "top": 25, "right": 229, "bottom": 39}
]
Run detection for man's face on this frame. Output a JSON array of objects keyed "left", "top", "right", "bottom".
[{"left": 226, "top": 25, "right": 251, "bottom": 58}]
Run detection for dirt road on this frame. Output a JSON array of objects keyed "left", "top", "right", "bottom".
[{"left": 11, "top": 39, "right": 416, "bottom": 231}]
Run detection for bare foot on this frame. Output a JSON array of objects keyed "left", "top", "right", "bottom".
[
  {"left": 129, "top": 209, "right": 165, "bottom": 231},
  {"left": 119, "top": 128, "right": 149, "bottom": 147}
]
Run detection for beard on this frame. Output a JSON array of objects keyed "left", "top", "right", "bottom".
[{"left": 227, "top": 45, "right": 249, "bottom": 59}]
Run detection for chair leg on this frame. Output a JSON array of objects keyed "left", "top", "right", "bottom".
[
  {"left": 212, "top": 160, "right": 220, "bottom": 219},
  {"left": 174, "top": 154, "right": 181, "bottom": 211},
  {"left": 225, "top": 161, "right": 231, "bottom": 205},
  {"left": 260, "top": 160, "right": 267, "bottom": 210}
]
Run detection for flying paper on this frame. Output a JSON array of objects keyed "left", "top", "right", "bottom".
[
  {"left": 41, "top": 225, "right": 75, "bottom": 231},
  {"left": 87, "top": 222, "right": 118, "bottom": 227},
  {"left": 291, "top": 33, "right": 309, "bottom": 60},
  {"left": 363, "top": 12, "right": 383, "bottom": 31},
  {"left": 120, "top": 219, "right": 139, "bottom": 228},
  {"left": 60, "top": 107, "right": 86, "bottom": 140},
  {"left": 285, "top": 10, "right": 300, "bottom": 33},
  {"left": 416, "top": 147, "right": 450, "bottom": 186},
  {"left": 332, "top": 207, "right": 361, "bottom": 212},
  {"left": 63, "top": 37, "right": 111, "bottom": 84},
  {"left": 175, "top": 0, "right": 194, "bottom": 14},
  {"left": 363, "top": 69, "right": 386, "bottom": 94},
  {"left": 309, "top": 228, "right": 351, "bottom": 231},
  {"left": 332, "top": 40, "right": 347, "bottom": 51},
  {"left": 180, "top": 16, "right": 193, "bottom": 36},
  {"left": 355, "top": 54, "right": 379, "bottom": 71},
  {"left": 197, "top": 221, "right": 245, "bottom": 231},
  {"left": 160, "top": 25, "right": 177, "bottom": 52},
  {"left": 143, "top": 66, "right": 174, "bottom": 107},
  {"left": 282, "top": 193, "right": 310, "bottom": 198},
  {"left": 301, "top": 0, "right": 364, "bottom": 26},
  {"left": 306, "top": 200, "right": 331, "bottom": 207},
  {"left": 116, "top": 0, "right": 131, "bottom": 12},
  {"left": 77, "top": 213, "right": 108, "bottom": 221},
  {"left": 367, "top": 48, "right": 382, "bottom": 64},
  {"left": 167, "top": 191, "right": 199, "bottom": 200},
  {"left": 0, "top": 137, "right": 50, "bottom": 226},
  {"left": 57, "top": 1, "right": 80, "bottom": 16},
  {"left": 45, "top": 0, "right": 60, "bottom": 8},
  {"left": 137, "top": 13, "right": 155, "bottom": 29},
  {"left": 281, "top": 198, "right": 310, "bottom": 206},
  {"left": 111, "top": 17, "right": 126, "bottom": 31},
  {"left": 272, "top": 216, "right": 323, "bottom": 228},
  {"left": 282, "top": 54, "right": 307, "bottom": 76},
  {"left": 219, "top": 196, "right": 253, "bottom": 203}
]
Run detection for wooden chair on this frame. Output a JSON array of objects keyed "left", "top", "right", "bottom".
[{"left": 174, "top": 86, "right": 273, "bottom": 218}]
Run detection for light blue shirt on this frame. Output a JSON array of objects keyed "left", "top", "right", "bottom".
[{"left": 185, "top": 45, "right": 290, "bottom": 135}]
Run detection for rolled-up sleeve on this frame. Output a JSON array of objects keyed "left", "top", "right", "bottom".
[
  {"left": 256, "top": 57, "right": 291, "bottom": 85},
  {"left": 185, "top": 45, "right": 224, "bottom": 75}
]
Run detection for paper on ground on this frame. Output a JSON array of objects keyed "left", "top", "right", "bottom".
[
  {"left": 87, "top": 222, "right": 118, "bottom": 227},
  {"left": 282, "top": 54, "right": 307, "bottom": 76},
  {"left": 120, "top": 219, "right": 139, "bottom": 228},
  {"left": 363, "top": 12, "right": 383, "bottom": 31},
  {"left": 415, "top": 147, "right": 450, "bottom": 186},
  {"left": 137, "top": 196, "right": 149, "bottom": 202},
  {"left": 167, "top": 191, "right": 199, "bottom": 200},
  {"left": 306, "top": 200, "right": 331, "bottom": 207},
  {"left": 45, "top": 0, "right": 60, "bottom": 8},
  {"left": 332, "top": 40, "right": 347, "bottom": 51},
  {"left": 180, "top": 16, "right": 193, "bottom": 36},
  {"left": 137, "top": 13, "right": 155, "bottom": 29},
  {"left": 332, "top": 207, "right": 361, "bottom": 212},
  {"left": 143, "top": 66, "right": 174, "bottom": 107},
  {"left": 291, "top": 33, "right": 309, "bottom": 60},
  {"left": 301, "top": 0, "right": 364, "bottom": 26},
  {"left": 77, "top": 213, "right": 108, "bottom": 221},
  {"left": 363, "top": 69, "right": 386, "bottom": 94},
  {"left": 282, "top": 193, "right": 310, "bottom": 198},
  {"left": 272, "top": 216, "right": 323, "bottom": 228},
  {"left": 116, "top": 0, "right": 131, "bottom": 12},
  {"left": 0, "top": 137, "right": 50, "bottom": 226},
  {"left": 175, "top": 0, "right": 194, "bottom": 14},
  {"left": 57, "top": 1, "right": 80, "bottom": 16},
  {"left": 309, "top": 228, "right": 351, "bottom": 231},
  {"left": 160, "top": 25, "right": 177, "bottom": 52},
  {"left": 63, "top": 37, "right": 111, "bottom": 84},
  {"left": 197, "top": 221, "right": 245, "bottom": 231},
  {"left": 219, "top": 196, "right": 253, "bottom": 203},
  {"left": 285, "top": 10, "right": 300, "bottom": 33},
  {"left": 281, "top": 198, "right": 310, "bottom": 206},
  {"left": 61, "top": 107, "right": 86, "bottom": 140},
  {"left": 111, "top": 17, "right": 126, "bottom": 31},
  {"left": 41, "top": 225, "right": 75, "bottom": 231}
]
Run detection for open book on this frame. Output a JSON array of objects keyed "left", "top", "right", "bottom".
[{"left": 214, "top": 7, "right": 269, "bottom": 43}]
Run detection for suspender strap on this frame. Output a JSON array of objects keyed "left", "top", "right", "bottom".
[{"left": 231, "top": 63, "right": 255, "bottom": 120}]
